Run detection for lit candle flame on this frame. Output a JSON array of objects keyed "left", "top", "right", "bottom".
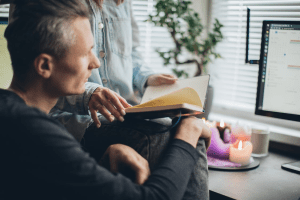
[
  {"left": 238, "top": 140, "right": 243, "bottom": 150},
  {"left": 202, "top": 117, "right": 206, "bottom": 123},
  {"left": 220, "top": 119, "right": 225, "bottom": 128}
]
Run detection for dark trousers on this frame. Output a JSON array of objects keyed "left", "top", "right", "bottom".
[{"left": 81, "top": 116, "right": 209, "bottom": 200}]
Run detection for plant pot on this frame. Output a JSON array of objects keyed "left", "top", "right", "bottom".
[{"left": 196, "top": 85, "right": 213, "bottom": 120}]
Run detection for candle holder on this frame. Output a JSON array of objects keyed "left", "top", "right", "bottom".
[{"left": 207, "top": 125, "right": 260, "bottom": 170}]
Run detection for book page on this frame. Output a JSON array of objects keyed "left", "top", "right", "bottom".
[
  {"left": 133, "top": 87, "right": 203, "bottom": 108},
  {"left": 141, "top": 75, "right": 210, "bottom": 107}
]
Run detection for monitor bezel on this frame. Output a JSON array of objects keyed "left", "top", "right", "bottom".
[{"left": 255, "top": 20, "right": 300, "bottom": 122}]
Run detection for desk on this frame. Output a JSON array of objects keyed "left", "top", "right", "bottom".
[{"left": 209, "top": 151, "right": 300, "bottom": 200}]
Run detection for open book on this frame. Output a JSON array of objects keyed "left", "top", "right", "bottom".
[{"left": 125, "top": 75, "right": 210, "bottom": 119}]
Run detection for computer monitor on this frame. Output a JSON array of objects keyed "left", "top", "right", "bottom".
[
  {"left": 0, "top": 16, "right": 12, "bottom": 89},
  {"left": 255, "top": 20, "right": 300, "bottom": 174},
  {"left": 255, "top": 21, "right": 300, "bottom": 122}
]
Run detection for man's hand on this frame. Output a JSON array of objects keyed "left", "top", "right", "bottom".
[
  {"left": 89, "top": 87, "right": 132, "bottom": 128},
  {"left": 174, "top": 117, "right": 212, "bottom": 150},
  {"left": 146, "top": 74, "right": 177, "bottom": 86},
  {"left": 99, "top": 144, "right": 150, "bottom": 185}
]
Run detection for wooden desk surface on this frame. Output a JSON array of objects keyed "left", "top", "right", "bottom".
[{"left": 209, "top": 151, "right": 300, "bottom": 200}]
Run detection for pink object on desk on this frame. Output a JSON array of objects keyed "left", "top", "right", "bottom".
[{"left": 207, "top": 128, "right": 230, "bottom": 160}]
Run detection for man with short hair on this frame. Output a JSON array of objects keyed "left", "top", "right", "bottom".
[
  {"left": 0, "top": 0, "right": 211, "bottom": 199},
  {"left": 6, "top": 2, "right": 210, "bottom": 200}
]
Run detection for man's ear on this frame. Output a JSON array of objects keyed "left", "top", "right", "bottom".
[{"left": 33, "top": 54, "right": 55, "bottom": 79}]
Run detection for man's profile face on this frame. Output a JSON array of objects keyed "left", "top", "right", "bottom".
[{"left": 49, "top": 17, "right": 100, "bottom": 96}]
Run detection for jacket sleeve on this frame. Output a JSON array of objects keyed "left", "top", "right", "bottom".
[
  {"left": 51, "top": 82, "right": 100, "bottom": 115},
  {"left": 130, "top": 0, "right": 157, "bottom": 95}
]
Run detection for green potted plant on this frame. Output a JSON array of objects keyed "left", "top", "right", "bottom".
[{"left": 146, "top": 0, "right": 223, "bottom": 78}]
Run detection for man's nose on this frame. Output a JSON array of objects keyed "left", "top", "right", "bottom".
[{"left": 91, "top": 51, "right": 100, "bottom": 69}]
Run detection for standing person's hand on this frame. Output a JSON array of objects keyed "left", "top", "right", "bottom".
[
  {"left": 146, "top": 74, "right": 177, "bottom": 86},
  {"left": 99, "top": 144, "right": 150, "bottom": 185},
  {"left": 89, "top": 87, "right": 132, "bottom": 128},
  {"left": 174, "top": 117, "right": 212, "bottom": 149}
]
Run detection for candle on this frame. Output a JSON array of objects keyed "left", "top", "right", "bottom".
[
  {"left": 220, "top": 119, "right": 225, "bottom": 128},
  {"left": 216, "top": 119, "right": 231, "bottom": 140},
  {"left": 229, "top": 140, "right": 253, "bottom": 166},
  {"left": 202, "top": 118, "right": 216, "bottom": 128}
]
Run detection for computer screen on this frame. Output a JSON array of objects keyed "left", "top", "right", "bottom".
[
  {"left": 0, "top": 16, "right": 12, "bottom": 89},
  {"left": 255, "top": 21, "right": 300, "bottom": 122}
]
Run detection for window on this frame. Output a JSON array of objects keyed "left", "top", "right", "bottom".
[
  {"left": 132, "top": 0, "right": 175, "bottom": 74},
  {"left": 208, "top": 0, "right": 300, "bottom": 131},
  {"left": 0, "top": 4, "right": 9, "bottom": 17},
  {"left": 209, "top": 0, "right": 300, "bottom": 112}
]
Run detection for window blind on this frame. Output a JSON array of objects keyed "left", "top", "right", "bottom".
[
  {"left": 132, "top": 0, "right": 175, "bottom": 74},
  {"left": 209, "top": 0, "right": 300, "bottom": 112},
  {"left": 0, "top": 4, "right": 9, "bottom": 17}
]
